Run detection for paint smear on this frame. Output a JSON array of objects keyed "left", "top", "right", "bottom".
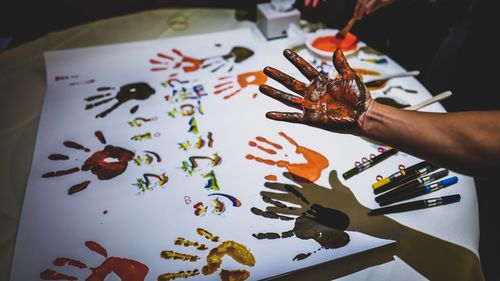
[
  {"left": 161, "top": 251, "right": 200, "bottom": 262},
  {"left": 219, "top": 269, "right": 250, "bottom": 281},
  {"left": 197, "top": 228, "right": 220, "bottom": 242},
  {"left": 68, "top": 180, "right": 91, "bottom": 195},
  {"left": 246, "top": 132, "right": 329, "bottom": 182},
  {"left": 63, "top": 141, "right": 90, "bottom": 152},
  {"left": 40, "top": 270, "right": 77, "bottom": 280},
  {"left": 175, "top": 237, "right": 208, "bottom": 250},
  {"left": 265, "top": 175, "right": 277, "bottom": 181},
  {"left": 94, "top": 131, "right": 107, "bottom": 144},
  {"left": 158, "top": 270, "right": 200, "bottom": 281},
  {"left": 53, "top": 258, "right": 87, "bottom": 269},
  {"left": 48, "top": 154, "right": 69, "bottom": 160}
]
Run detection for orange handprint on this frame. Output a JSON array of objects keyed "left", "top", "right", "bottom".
[
  {"left": 40, "top": 241, "right": 149, "bottom": 281},
  {"left": 245, "top": 132, "right": 329, "bottom": 182},
  {"left": 213, "top": 71, "right": 267, "bottom": 100}
]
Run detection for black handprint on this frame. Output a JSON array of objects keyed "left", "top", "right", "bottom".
[{"left": 85, "top": 82, "right": 155, "bottom": 118}]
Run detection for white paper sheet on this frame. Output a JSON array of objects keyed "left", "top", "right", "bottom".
[{"left": 11, "top": 28, "right": 449, "bottom": 281}]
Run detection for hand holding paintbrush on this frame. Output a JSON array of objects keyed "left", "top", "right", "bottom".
[
  {"left": 354, "top": 0, "right": 395, "bottom": 20},
  {"left": 336, "top": 17, "right": 357, "bottom": 39}
]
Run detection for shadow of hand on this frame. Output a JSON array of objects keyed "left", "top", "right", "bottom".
[{"left": 257, "top": 170, "right": 484, "bottom": 281}]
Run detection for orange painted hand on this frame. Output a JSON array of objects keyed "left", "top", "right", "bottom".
[{"left": 259, "top": 49, "right": 372, "bottom": 134}]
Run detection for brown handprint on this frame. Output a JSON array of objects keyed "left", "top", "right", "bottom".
[
  {"left": 40, "top": 240, "right": 149, "bottom": 281},
  {"left": 259, "top": 48, "right": 371, "bottom": 133},
  {"left": 158, "top": 228, "right": 255, "bottom": 281},
  {"left": 256, "top": 170, "right": 484, "bottom": 280},
  {"left": 85, "top": 82, "right": 156, "bottom": 118},
  {"left": 42, "top": 130, "right": 134, "bottom": 195},
  {"left": 245, "top": 132, "right": 329, "bottom": 182}
]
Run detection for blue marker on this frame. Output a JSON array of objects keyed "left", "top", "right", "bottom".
[{"left": 378, "top": 176, "right": 458, "bottom": 206}]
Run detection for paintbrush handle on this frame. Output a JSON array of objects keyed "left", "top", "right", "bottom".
[
  {"left": 405, "top": 91, "right": 453, "bottom": 111},
  {"left": 376, "top": 70, "right": 420, "bottom": 81},
  {"left": 337, "top": 18, "right": 357, "bottom": 39}
]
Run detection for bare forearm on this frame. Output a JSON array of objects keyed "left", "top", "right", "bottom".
[{"left": 361, "top": 102, "right": 500, "bottom": 177}]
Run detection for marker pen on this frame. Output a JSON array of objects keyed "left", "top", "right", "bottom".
[{"left": 378, "top": 176, "right": 458, "bottom": 206}]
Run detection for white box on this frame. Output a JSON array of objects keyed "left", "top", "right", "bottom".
[{"left": 256, "top": 3, "right": 301, "bottom": 40}]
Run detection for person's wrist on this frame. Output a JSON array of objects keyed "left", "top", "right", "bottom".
[{"left": 357, "top": 98, "right": 376, "bottom": 136}]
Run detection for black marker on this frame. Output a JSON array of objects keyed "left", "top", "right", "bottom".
[
  {"left": 372, "top": 161, "right": 430, "bottom": 190},
  {"left": 343, "top": 148, "right": 398, "bottom": 180},
  {"left": 369, "top": 194, "right": 461, "bottom": 216},
  {"left": 375, "top": 169, "right": 449, "bottom": 202},
  {"left": 373, "top": 163, "right": 438, "bottom": 195},
  {"left": 378, "top": 176, "right": 458, "bottom": 206}
]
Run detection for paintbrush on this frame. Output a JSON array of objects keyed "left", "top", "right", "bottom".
[
  {"left": 336, "top": 17, "right": 357, "bottom": 39},
  {"left": 405, "top": 91, "right": 452, "bottom": 111},
  {"left": 364, "top": 70, "right": 420, "bottom": 88}
]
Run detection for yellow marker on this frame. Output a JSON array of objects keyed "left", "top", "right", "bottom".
[{"left": 372, "top": 170, "right": 406, "bottom": 189}]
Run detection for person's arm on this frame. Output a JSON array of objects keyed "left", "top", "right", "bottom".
[
  {"left": 259, "top": 48, "right": 500, "bottom": 178},
  {"left": 361, "top": 102, "right": 500, "bottom": 177}
]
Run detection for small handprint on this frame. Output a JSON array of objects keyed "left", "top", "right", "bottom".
[
  {"left": 40, "top": 241, "right": 149, "bottom": 281},
  {"left": 260, "top": 49, "right": 371, "bottom": 134},
  {"left": 150, "top": 47, "right": 254, "bottom": 75},
  {"left": 158, "top": 228, "right": 255, "bottom": 281},
  {"left": 245, "top": 132, "right": 329, "bottom": 182},
  {"left": 42, "top": 130, "right": 135, "bottom": 195},
  {"left": 150, "top": 49, "right": 204, "bottom": 73},
  {"left": 214, "top": 71, "right": 267, "bottom": 100},
  {"left": 85, "top": 82, "right": 156, "bottom": 118}
]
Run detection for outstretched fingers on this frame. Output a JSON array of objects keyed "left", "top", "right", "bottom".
[
  {"left": 332, "top": 48, "right": 357, "bottom": 79},
  {"left": 259, "top": 85, "right": 303, "bottom": 109},
  {"left": 263, "top": 66, "right": 307, "bottom": 95},
  {"left": 283, "top": 49, "right": 320, "bottom": 81},
  {"left": 266, "top": 111, "right": 304, "bottom": 123}
]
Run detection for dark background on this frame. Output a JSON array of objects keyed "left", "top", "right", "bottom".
[{"left": 1, "top": 0, "right": 497, "bottom": 279}]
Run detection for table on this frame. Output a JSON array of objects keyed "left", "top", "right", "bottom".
[{"left": 0, "top": 8, "right": 484, "bottom": 281}]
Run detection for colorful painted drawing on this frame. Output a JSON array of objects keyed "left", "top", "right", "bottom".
[
  {"left": 150, "top": 47, "right": 254, "bottom": 75},
  {"left": 134, "top": 173, "right": 169, "bottom": 193},
  {"left": 245, "top": 132, "right": 329, "bottom": 182},
  {"left": 181, "top": 154, "right": 222, "bottom": 176},
  {"left": 133, "top": 150, "right": 162, "bottom": 166},
  {"left": 213, "top": 71, "right": 267, "bottom": 100},
  {"left": 84, "top": 82, "right": 156, "bottom": 118},
  {"left": 42, "top": 131, "right": 134, "bottom": 195},
  {"left": 158, "top": 228, "right": 255, "bottom": 281},
  {"left": 130, "top": 132, "right": 161, "bottom": 141},
  {"left": 178, "top": 132, "right": 213, "bottom": 151},
  {"left": 163, "top": 82, "right": 207, "bottom": 103},
  {"left": 40, "top": 241, "right": 149, "bottom": 281}
]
